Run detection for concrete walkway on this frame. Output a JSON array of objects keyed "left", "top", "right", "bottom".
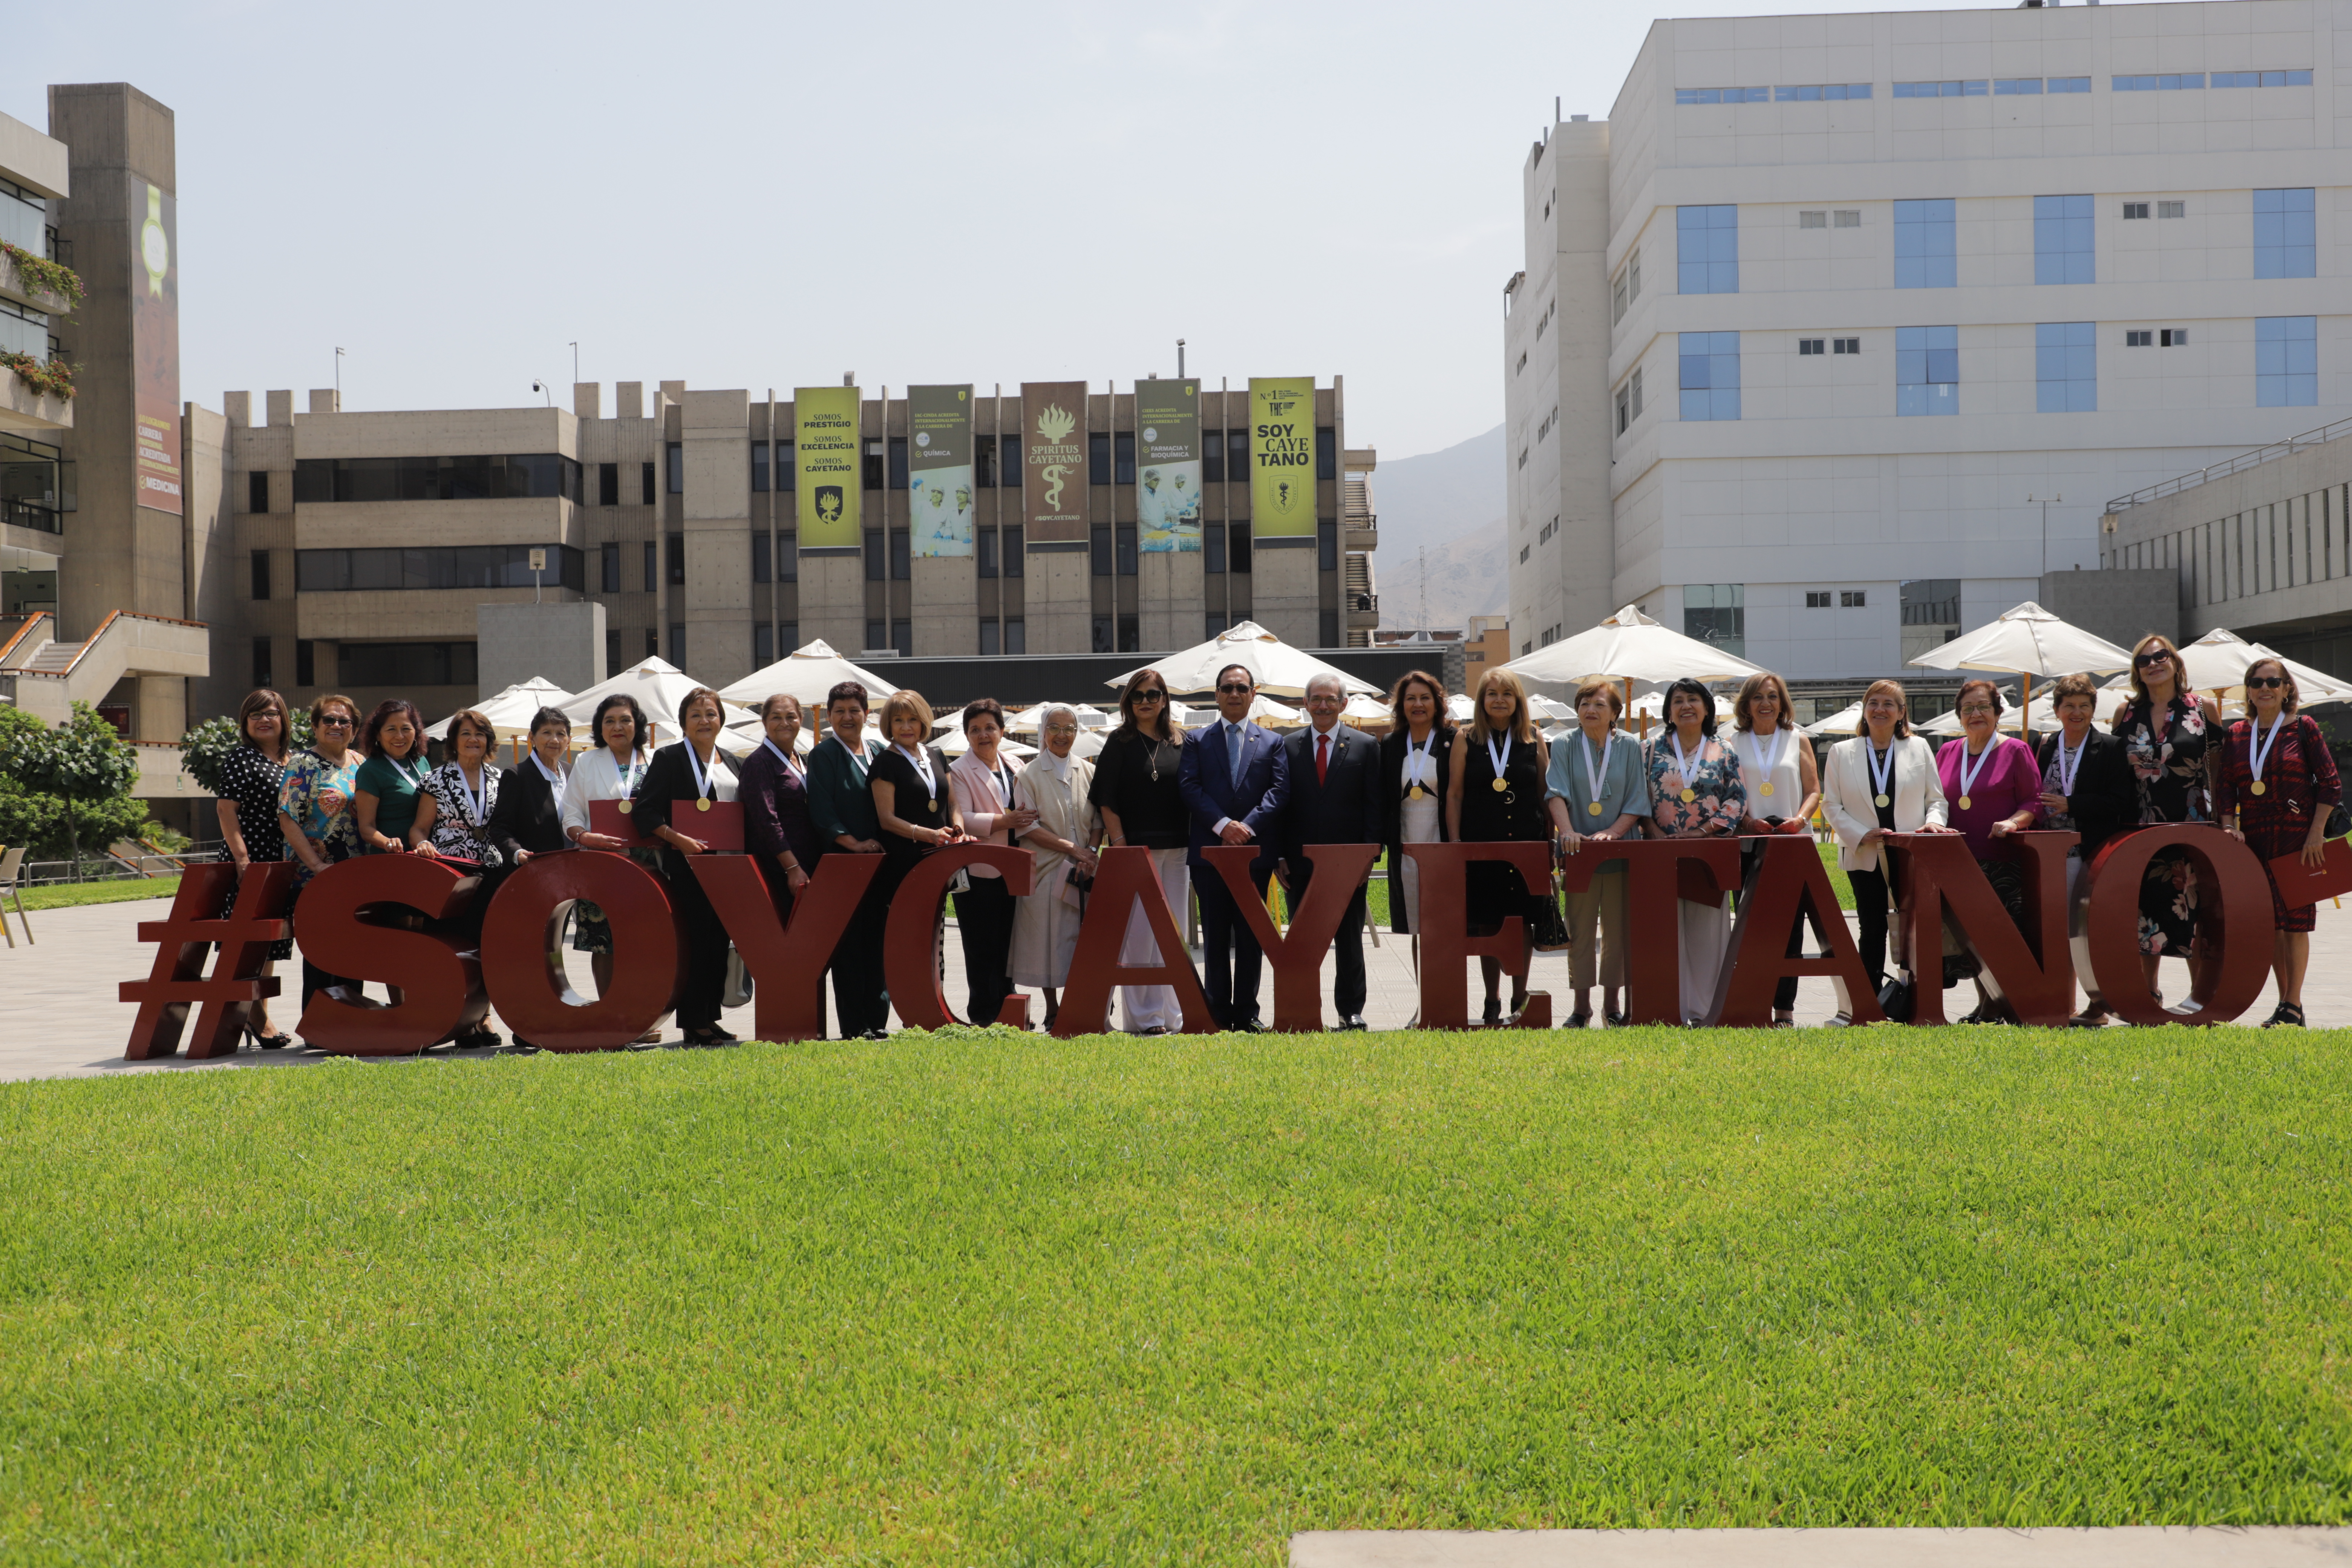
[
  {"left": 4, "top": 890, "right": 2343, "bottom": 1082},
  {"left": 1291, "top": 1527, "right": 2352, "bottom": 1566}
]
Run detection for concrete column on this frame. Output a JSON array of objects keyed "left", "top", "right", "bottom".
[
  {"left": 573, "top": 382, "right": 601, "bottom": 420},
  {"left": 1251, "top": 542, "right": 1320, "bottom": 647},
  {"left": 1552, "top": 120, "right": 1616, "bottom": 639},
  {"left": 681, "top": 388, "right": 753, "bottom": 687},
  {"left": 1138, "top": 548, "right": 1203, "bottom": 651},
  {"left": 911, "top": 557, "right": 978, "bottom": 655},
  {"left": 1026, "top": 547, "right": 1092, "bottom": 652},
  {"left": 266, "top": 390, "right": 292, "bottom": 427},
  {"left": 799, "top": 554, "right": 864, "bottom": 653}
]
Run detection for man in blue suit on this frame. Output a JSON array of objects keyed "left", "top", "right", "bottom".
[{"left": 1178, "top": 662, "right": 1290, "bottom": 1031}]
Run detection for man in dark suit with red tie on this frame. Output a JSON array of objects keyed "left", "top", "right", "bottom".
[
  {"left": 1277, "top": 672, "right": 1384, "bottom": 1029},
  {"left": 1177, "top": 663, "right": 1290, "bottom": 1031}
]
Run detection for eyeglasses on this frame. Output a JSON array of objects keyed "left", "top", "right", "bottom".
[
  {"left": 2248, "top": 675, "right": 2287, "bottom": 689},
  {"left": 1216, "top": 683, "right": 1252, "bottom": 695},
  {"left": 316, "top": 715, "right": 353, "bottom": 729},
  {"left": 1957, "top": 704, "right": 1997, "bottom": 717},
  {"left": 1132, "top": 691, "right": 1167, "bottom": 704},
  {"left": 2135, "top": 651, "right": 2173, "bottom": 668},
  {"left": 1044, "top": 724, "right": 1079, "bottom": 735}
]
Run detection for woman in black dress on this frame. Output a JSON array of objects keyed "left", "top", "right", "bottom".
[
  {"left": 1446, "top": 668, "right": 1553, "bottom": 1025},
  {"left": 632, "top": 685, "right": 741, "bottom": 1046},
  {"left": 869, "top": 687, "right": 968, "bottom": 905},
  {"left": 213, "top": 688, "right": 298, "bottom": 1047},
  {"left": 2111, "top": 633, "right": 2221, "bottom": 1002},
  {"left": 1087, "top": 674, "right": 1191, "bottom": 1034}
]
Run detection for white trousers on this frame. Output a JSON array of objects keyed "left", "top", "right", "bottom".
[
  {"left": 1678, "top": 894, "right": 1730, "bottom": 1023},
  {"left": 1117, "top": 847, "right": 1191, "bottom": 1033}
]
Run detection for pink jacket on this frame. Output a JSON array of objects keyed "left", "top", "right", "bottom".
[{"left": 947, "top": 748, "right": 1027, "bottom": 880}]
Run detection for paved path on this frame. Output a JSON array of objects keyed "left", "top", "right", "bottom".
[
  {"left": 1291, "top": 1527, "right": 2352, "bottom": 1566},
  {"left": 4, "top": 890, "right": 2343, "bottom": 1083}
]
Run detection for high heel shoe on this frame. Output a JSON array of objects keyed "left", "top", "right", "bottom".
[
  {"left": 1480, "top": 996, "right": 1502, "bottom": 1027},
  {"left": 242, "top": 1021, "right": 295, "bottom": 1050}
]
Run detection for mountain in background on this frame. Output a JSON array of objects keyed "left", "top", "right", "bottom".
[{"left": 1364, "top": 423, "right": 1505, "bottom": 632}]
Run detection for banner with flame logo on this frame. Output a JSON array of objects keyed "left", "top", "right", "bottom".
[
  {"left": 1249, "top": 377, "right": 1317, "bottom": 537},
  {"left": 1019, "top": 380, "right": 1089, "bottom": 543},
  {"left": 794, "top": 385, "right": 861, "bottom": 548}
]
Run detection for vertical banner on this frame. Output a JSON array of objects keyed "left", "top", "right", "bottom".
[
  {"left": 1020, "top": 380, "right": 1089, "bottom": 543},
  {"left": 1136, "top": 379, "right": 1202, "bottom": 553},
  {"left": 908, "top": 384, "right": 975, "bottom": 558},
  {"left": 130, "top": 182, "right": 181, "bottom": 515},
  {"left": 794, "top": 386, "right": 861, "bottom": 547},
  {"left": 1248, "top": 376, "right": 1316, "bottom": 538}
]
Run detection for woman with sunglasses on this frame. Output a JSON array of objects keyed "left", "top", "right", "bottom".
[
  {"left": 2216, "top": 657, "right": 2341, "bottom": 1027},
  {"left": 2112, "top": 634, "right": 2221, "bottom": 1005},
  {"left": 1086, "top": 673, "right": 1190, "bottom": 1034},
  {"left": 276, "top": 693, "right": 366, "bottom": 1018}
]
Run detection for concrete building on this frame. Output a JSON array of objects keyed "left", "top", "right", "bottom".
[
  {"left": 1508, "top": 0, "right": 2352, "bottom": 702},
  {"left": 0, "top": 85, "right": 209, "bottom": 813},
  {"left": 2101, "top": 409, "right": 2352, "bottom": 674},
  {"left": 198, "top": 381, "right": 1379, "bottom": 722}
]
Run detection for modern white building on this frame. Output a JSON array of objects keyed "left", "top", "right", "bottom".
[{"left": 1507, "top": 0, "right": 2352, "bottom": 690}]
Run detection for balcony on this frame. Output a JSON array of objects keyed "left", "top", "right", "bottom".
[
  {"left": 1345, "top": 591, "right": 1380, "bottom": 630},
  {"left": 0, "top": 358, "right": 72, "bottom": 434},
  {"left": 0, "top": 245, "right": 76, "bottom": 317},
  {"left": 1344, "top": 514, "right": 1377, "bottom": 554}
]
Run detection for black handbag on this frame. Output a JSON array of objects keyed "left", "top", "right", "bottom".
[
  {"left": 1531, "top": 866, "right": 1572, "bottom": 952},
  {"left": 1876, "top": 974, "right": 1915, "bottom": 1023}
]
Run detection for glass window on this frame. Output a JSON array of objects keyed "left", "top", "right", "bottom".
[
  {"left": 1231, "top": 521, "right": 1253, "bottom": 574},
  {"left": 296, "top": 545, "right": 587, "bottom": 593},
  {"left": 1000, "top": 434, "right": 1020, "bottom": 492},
  {"left": 2257, "top": 316, "right": 2318, "bottom": 407},
  {"left": 980, "top": 620, "right": 1000, "bottom": 657},
  {"left": 2127, "top": 329, "right": 2153, "bottom": 347},
  {"left": 642, "top": 541, "right": 655, "bottom": 591},
  {"left": 1205, "top": 519, "right": 1227, "bottom": 573},
  {"left": 1841, "top": 590, "right": 1866, "bottom": 608},
  {"left": 1896, "top": 326, "right": 1960, "bottom": 415},
  {"left": 2122, "top": 202, "right": 2150, "bottom": 220},
  {"left": 1683, "top": 583, "right": 1745, "bottom": 655},
  {"left": 667, "top": 535, "right": 684, "bottom": 585},
  {"left": 1004, "top": 618, "right": 1025, "bottom": 655},
  {"left": 776, "top": 443, "right": 793, "bottom": 490},
  {"left": 1092, "top": 523, "right": 1113, "bottom": 577},
  {"left": 601, "top": 541, "right": 619, "bottom": 593},
  {"left": 2048, "top": 77, "right": 2091, "bottom": 93},
  {"left": 1118, "top": 614, "right": 1139, "bottom": 653},
  {"left": 755, "top": 623, "right": 773, "bottom": 668},
  {"left": 1202, "top": 431, "right": 1225, "bottom": 484},
  {"left": 2112, "top": 74, "right": 2205, "bottom": 91},
  {"left": 1773, "top": 83, "right": 1870, "bottom": 101},
  {"left": 1994, "top": 78, "right": 2043, "bottom": 95},
  {"left": 1677, "top": 204, "right": 1738, "bottom": 294},
  {"left": 666, "top": 443, "right": 683, "bottom": 494},
  {"left": 2034, "top": 194, "right": 2094, "bottom": 284},
  {"left": 1675, "top": 86, "right": 1771, "bottom": 104},
  {"left": 865, "top": 529, "right": 884, "bottom": 581},
  {"left": 1894, "top": 198, "right": 1956, "bottom": 288},
  {"left": 893, "top": 619, "right": 912, "bottom": 657},
  {"left": 1316, "top": 426, "right": 1337, "bottom": 480},
  {"left": 598, "top": 462, "right": 618, "bottom": 505},
  {"left": 1318, "top": 517, "right": 1338, "bottom": 571},
  {"left": 887, "top": 436, "right": 909, "bottom": 490},
  {"left": 2211, "top": 70, "right": 2312, "bottom": 87},
  {"left": 643, "top": 628, "right": 658, "bottom": 658},
  {"left": 1089, "top": 431, "right": 1112, "bottom": 486},
  {"left": 1115, "top": 521, "right": 1138, "bottom": 576},
  {"left": 1894, "top": 80, "right": 1987, "bottom": 96},
  {"left": 1806, "top": 590, "right": 1830, "bottom": 608},
  {"left": 890, "top": 528, "right": 910, "bottom": 580},
  {"left": 975, "top": 436, "right": 997, "bottom": 488},
  {"left": 863, "top": 441, "right": 885, "bottom": 491},
  {"left": 978, "top": 528, "right": 999, "bottom": 579},
  {"left": 641, "top": 462, "right": 656, "bottom": 505},
  {"left": 752, "top": 533, "right": 772, "bottom": 584},
  {"left": 779, "top": 531, "right": 797, "bottom": 581},
  {"left": 1678, "top": 331, "right": 1741, "bottom": 421},
  {"left": 1114, "top": 430, "right": 1136, "bottom": 485},
  {"left": 866, "top": 620, "right": 887, "bottom": 651},
  {"left": 2254, "top": 188, "right": 2316, "bottom": 279},
  {"left": 1091, "top": 616, "right": 1114, "bottom": 653},
  {"left": 338, "top": 641, "right": 479, "bottom": 689},
  {"left": 1004, "top": 525, "right": 1023, "bottom": 576},
  {"left": 751, "top": 443, "right": 770, "bottom": 493},
  {"left": 2035, "top": 322, "right": 2097, "bottom": 413},
  {"left": 296, "top": 639, "right": 315, "bottom": 687},
  {"left": 1227, "top": 428, "right": 1248, "bottom": 482}
]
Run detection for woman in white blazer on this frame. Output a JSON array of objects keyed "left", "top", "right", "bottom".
[{"left": 1819, "top": 679, "right": 1956, "bottom": 1013}]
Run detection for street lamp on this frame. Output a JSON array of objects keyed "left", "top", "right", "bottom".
[
  {"left": 2027, "top": 493, "right": 2063, "bottom": 577},
  {"left": 530, "top": 380, "right": 553, "bottom": 407}
]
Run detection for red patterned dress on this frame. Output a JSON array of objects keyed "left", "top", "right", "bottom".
[{"left": 2213, "top": 712, "right": 2343, "bottom": 933}]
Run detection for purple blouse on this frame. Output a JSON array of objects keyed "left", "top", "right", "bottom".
[
  {"left": 739, "top": 740, "right": 821, "bottom": 872},
  {"left": 1934, "top": 734, "right": 2045, "bottom": 859}
]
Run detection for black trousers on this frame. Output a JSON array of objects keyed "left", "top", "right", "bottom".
[
  {"left": 1850, "top": 865, "right": 1894, "bottom": 992},
  {"left": 663, "top": 858, "right": 729, "bottom": 1030},
  {"left": 953, "top": 874, "right": 1018, "bottom": 1026},
  {"left": 828, "top": 869, "right": 891, "bottom": 1037},
  {"left": 1289, "top": 858, "right": 1369, "bottom": 1019},
  {"left": 1194, "top": 863, "right": 1271, "bottom": 1028}
]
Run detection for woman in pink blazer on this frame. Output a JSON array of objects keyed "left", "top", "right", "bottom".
[{"left": 946, "top": 698, "right": 1040, "bottom": 1026}]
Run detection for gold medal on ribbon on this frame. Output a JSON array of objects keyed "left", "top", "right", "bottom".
[
  {"left": 928, "top": 797, "right": 939, "bottom": 812},
  {"left": 1680, "top": 788, "right": 1696, "bottom": 803},
  {"left": 1874, "top": 793, "right": 1891, "bottom": 807},
  {"left": 697, "top": 798, "right": 711, "bottom": 813},
  {"left": 1759, "top": 781, "right": 1775, "bottom": 797},
  {"left": 617, "top": 799, "right": 633, "bottom": 814},
  {"left": 2251, "top": 781, "right": 2268, "bottom": 796},
  {"left": 1957, "top": 795, "right": 1972, "bottom": 812},
  {"left": 1587, "top": 801, "right": 1602, "bottom": 816},
  {"left": 1491, "top": 777, "right": 1507, "bottom": 793},
  {"left": 1408, "top": 784, "right": 1425, "bottom": 801}
]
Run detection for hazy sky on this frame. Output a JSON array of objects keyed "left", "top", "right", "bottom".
[{"left": 17, "top": 0, "right": 1984, "bottom": 461}]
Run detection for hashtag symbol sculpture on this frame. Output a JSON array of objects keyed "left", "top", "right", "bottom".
[{"left": 121, "top": 861, "right": 296, "bottom": 1060}]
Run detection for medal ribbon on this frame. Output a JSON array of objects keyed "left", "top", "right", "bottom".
[
  {"left": 530, "top": 753, "right": 565, "bottom": 789},
  {"left": 760, "top": 736, "right": 802, "bottom": 776},
  {"left": 900, "top": 743, "right": 937, "bottom": 796},
  {"left": 1746, "top": 726, "right": 1786, "bottom": 792},
  {"left": 1404, "top": 731, "right": 1435, "bottom": 791},
  {"left": 2248, "top": 712, "right": 2288, "bottom": 792},
  {"left": 1667, "top": 730, "right": 1700, "bottom": 795},
  {"left": 1955, "top": 735, "right": 1997, "bottom": 805},
  {"left": 685, "top": 741, "right": 717, "bottom": 804},
  {"left": 1867, "top": 739, "right": 1896, "bottom": 801},
  {"left": 456, "top": 765, "right": 487, "bottom": 827},
  {"left": 1485, "top": 732, "right": 1512, "bottom": 786},
  {"left": 1580, "top": 730, "right": 1611, "bottom": 812},
  {"left": 2053, "top": 732, "right": 2085, "bottom": 798}
]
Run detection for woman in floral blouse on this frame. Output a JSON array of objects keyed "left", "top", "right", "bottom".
[
  {"left": 1644, "top": 677, "right": 1746, "bottom": 1023},
  {"left": 276, "top": 692, "right": 365, "bottom": 1018},
  {"left": 2111, "top": 633, "right": 2221, "bottom": 1001},
  {"left": 408, "top": 707, "right": 504, "bottom": 1048}
]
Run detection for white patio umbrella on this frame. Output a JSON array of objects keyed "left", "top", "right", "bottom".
[
  {"left": 1500, "top": 603, "right": 1765, "bottom": 691},
  {"left": 1341, "top": 693, "right": 1393, "bottom": 725},
  {"left": 1905, "top": 600, "right": 2135, "bottom": 717},
  {"left": 1446, "top": 692, "right": 1475, "bottom": 723},
  {"left": 1107, "top": 620, "right": 1380, "bottom": 698},
  {"left": 717, "top": 639, "right": 904, "bottom": 709},
  {"left": 1008, "top": 701, "right": 1112, "bottom": 734},
  {"left": 1805, "top": 700, "right": 1863, "bottom": 738},
  {"left": 1527, "top": 694, "right": 1579, "bottom": 723},
  {"left": 2020, "top": 684, "right": 2135, "bottom": 732},
  {"left": 936, "top": 728, "right": 1038, "bottom": 758},
  {"left": 430, "top": 676, "right": 573, "bottom": 743},
  {"left": 560, "top": 657, "right": 756, "bottom": 743},
  {"left": 2167, "top": 627, "right": 2352, "bottom": 705}
]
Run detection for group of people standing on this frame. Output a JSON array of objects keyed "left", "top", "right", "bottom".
[{"left": 202, "top": 630, "right": 2336, "bottom": 1046}]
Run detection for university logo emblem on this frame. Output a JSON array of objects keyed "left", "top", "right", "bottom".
[{"left": 814, "top": 485, "right": 844, "bottom": 524}]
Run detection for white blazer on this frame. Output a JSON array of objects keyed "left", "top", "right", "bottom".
[{"left": 1819, "top": 731, "right": 1948, "bottom": 873}]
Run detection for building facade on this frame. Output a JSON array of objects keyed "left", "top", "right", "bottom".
[
  {"left": 194, "top": 381, "right": 1379, "bottom": 723},
  {"left": 1508, "top": 0, "right": 2352, "bottom": 689}
]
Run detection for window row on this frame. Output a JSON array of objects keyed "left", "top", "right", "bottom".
[
  {"left": 292, "top": 454, "right": 583, "bottom": 505},
  {"left": 718, "top": 427, "right": 1339, "bottom": 495},
  {"left": 1676, "top": 83, "right": 1871, "bottom": 104},
  {"left": 1803, "top": 590, "right": 1869, "bottom": 608},
  {"left": 1678, "top": 72, "right": 2303, "bottom": 102},
  {"left": 2112, "top": 490, "right": 2347, "bottom": 610},
  {"left": 1654, "top": 317, "right": 2320, "bottom": 423},
  {"left": 1673, "top": 189, "right": 2318, "bottom": 297},
  {"left": 294, "top": 544, "right": 586, "bottom": 593},
  {"left": 2115, "top": 70, "right": 2311, "bottom": 90}
]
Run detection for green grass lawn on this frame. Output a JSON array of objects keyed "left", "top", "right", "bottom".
[
  {"left": 15, "top": 873, "right": 181, "bottom": 912},
  {"left": 3, "top": 1026, "right": 2346, "bottom": 1563}
]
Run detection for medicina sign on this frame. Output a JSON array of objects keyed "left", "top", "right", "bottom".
[{"left": 124, "top": 828, "right": 2349, "bottom": 1059}]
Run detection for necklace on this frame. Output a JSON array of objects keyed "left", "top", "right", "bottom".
[{"left": 2248, "top": 711, "right": 2288, "bottom": 797}]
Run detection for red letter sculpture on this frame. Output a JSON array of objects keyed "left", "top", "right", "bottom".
[
  {"left": 1896, "top": 831, "right": 2079, "bottom": 1026},
  {"left": 1403, "top": 841, "right": 1554, "bottom": 1029},
  {"left": 1577, "top": 838, "right": 1743, "bottom": 1026},
  {"left": 683, "top": 851, "right": 882, "bottom": 1042},
  {"left": 1199, "top": 842, "right": 1381, "bottom": 1032},
  {"left": 480, "top": 851, "right": 680, "bottom": 1050},
  {"left": 1053, "top": 845, "right": 1215, "bottom": 1036},
  {"left": 882, "top": 844, "right": 1036, "bottom": 1029},
  {"left": 122, "top": 861, "right": 294, "bottom": 1060},
  {"left": 1707, "top": 835, "right": 1888, "bottom": 1026},
  {"left": 292, "top": 856, "right": 488, "bottom": 1054},
  {"left": 2080, "top": 825, "right": 2271, "bottom": 1026}
]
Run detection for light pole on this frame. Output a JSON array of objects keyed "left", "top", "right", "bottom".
[
  {"left": 530, "top": 380, "right": 553, "bottom": 407},
  {"left": 2027, "top": 493, "right": 2062, "bottom": 577},
  {"left": 334, "top": 346, "right": 344, "bottom": 405}
]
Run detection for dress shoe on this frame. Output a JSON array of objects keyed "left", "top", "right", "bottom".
[
  {"left": 1335, "top": 1014, "right": 1368, "bottom": 1031},
  {"left": 1236, "top": 1017, "right": 1271, "bottom": 1034}
]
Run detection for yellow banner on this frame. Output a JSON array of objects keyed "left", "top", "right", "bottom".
[
  {"left": 1248, "top": 377, "right": 1316, "bottom": 538},
  {"left": 795, "top": 386, "right": 861, "bottom": 547}
]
